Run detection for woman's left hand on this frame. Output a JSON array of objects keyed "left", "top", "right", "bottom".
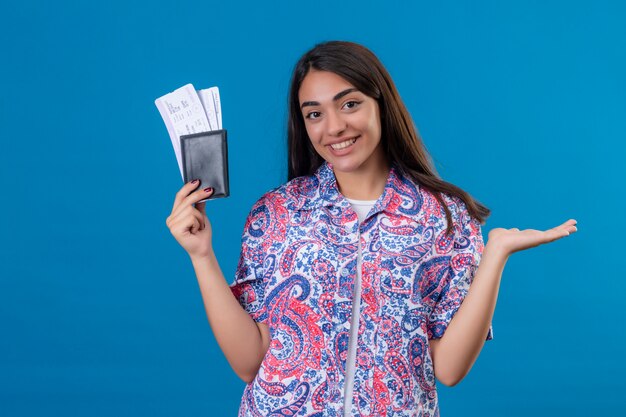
[{"left": 486, "top": 219, "right": 578, "bottom": 257}]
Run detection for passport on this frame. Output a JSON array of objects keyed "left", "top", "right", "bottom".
[{"left": 180, "top": 129, "right": 229, "bottom": 200}]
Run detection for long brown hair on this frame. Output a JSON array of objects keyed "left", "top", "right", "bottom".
[{"left": 287, "top": 41, "right": 490, "bottom": 233}]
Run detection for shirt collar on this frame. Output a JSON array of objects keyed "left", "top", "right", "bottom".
[{"left": 295, "top": 161, "right": 416, "bottom": 217}]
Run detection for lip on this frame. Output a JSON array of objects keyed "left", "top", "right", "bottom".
[
  {"left": 326, "top": 135, "right": 360, "bottom": 156},
  {"left": 326, "top": 135, "right": 360, "bottom": 147},
  {"left": 326, "top": 135, "right": 361, "bottom": 146}
]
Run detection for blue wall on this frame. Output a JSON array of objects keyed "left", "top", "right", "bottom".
[{"left": 1, "top": 1, "right": 624, "bottom": 415}]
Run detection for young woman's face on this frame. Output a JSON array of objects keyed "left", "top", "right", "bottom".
[{"left": 298, "top": 70, "right": 384, "bottom": 175}]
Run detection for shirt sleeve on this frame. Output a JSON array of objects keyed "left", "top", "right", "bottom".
[
  {"left": 427, "top": 200, "right": 494, "bottom": 341},
  {"left": 229, "top": 197, "right": 271, "bottom": 325}
]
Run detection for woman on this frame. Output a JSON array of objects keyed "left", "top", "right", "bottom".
[{"left": 166, "top": 41, "right": 577, "bottom": 416}]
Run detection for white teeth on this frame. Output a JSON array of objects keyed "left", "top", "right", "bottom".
[{"left": 330, "top": 137, "right": 357, "bottom": 150}]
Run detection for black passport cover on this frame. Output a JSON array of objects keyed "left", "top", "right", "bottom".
[{"left": 180, "top": 129, "right": 229, "bottom": 200}]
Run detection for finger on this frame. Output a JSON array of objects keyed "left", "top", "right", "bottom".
[
  {"left": 171, "top": 186, "right": 214, "bottom": 219},
  {"left": 564, "top": 219, "right": 578, "bottom": 234},
  {"left": 195, "top": 201, "right": 206, "bottom": 215},
  {"left": 195, "top": 205, "right": 206, "bottom": 230},
  {"left": 169, "top": 205, "right": 206, "bottom": 231},
  {"left": 556, "top": 219, "right": 578, "bottom": 233},
  {"left": 189, "top": 217, "right": 201, "bottom": 235},
  {"left": 543, "top": 225, "right": 572, "bottom": 242},
  {"left": 179, "top": 186, "right": 214, "bottom": 213},
  {"left": 195, "top": 201, "right": 207, "bottom": 228},
  {"left": 171, "top": 215, "right": 201, "bottom": 236},
  {"left": 172, "top": 179, "right": 201, "bottom": 212},
  {"left": 184, "top": 217, "right": 199, "bottom": 235},
  {"left": 192, "top": 207, "right": 206, "bottom": 230},
  {"left": 557, "top": 219, "right": 578, "bottom": 234}
]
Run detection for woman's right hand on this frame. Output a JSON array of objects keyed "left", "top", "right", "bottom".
[{"left": 166, "top": 180, "right": 215, "bottom": 260}]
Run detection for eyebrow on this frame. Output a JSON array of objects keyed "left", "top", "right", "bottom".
[{"left": 300, "top": 88, "right": 359, "bottom": 109}]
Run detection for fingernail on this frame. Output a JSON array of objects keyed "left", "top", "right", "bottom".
[
  {"left": 204, "top": 187, "right": 213, "bottom": 193},
  {"left": 191, "top": 179, "right": 199, "bottom": 184}
]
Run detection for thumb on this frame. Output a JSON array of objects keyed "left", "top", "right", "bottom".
[
  {"left": 195, "top": 201, "right": 208, "bottom": 230},
  {"left": 196, "top": 201, "right": 207, "bottom": 218}
]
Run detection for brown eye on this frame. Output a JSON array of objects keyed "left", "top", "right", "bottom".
[
  {"left": 305, "top": 111, "right": 322, "bottom": 120},
  {"left": 343, "top": 100, "right": 361, "bottom": 110}
]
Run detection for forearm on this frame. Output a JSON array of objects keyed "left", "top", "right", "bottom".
[
  {"left": 431, "top": 243, "right": 508, "bottom": 386},
  {"left": 190, "top": 253, "right": 267, "bottom": 382}
]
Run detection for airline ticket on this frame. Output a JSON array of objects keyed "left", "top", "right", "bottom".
[{"left": 155, "top": 84, "right": 222, "bottom": 178}]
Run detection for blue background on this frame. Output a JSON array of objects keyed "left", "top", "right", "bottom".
[{"left": 1, "top": 1, "right": 624, "bottom": 415}]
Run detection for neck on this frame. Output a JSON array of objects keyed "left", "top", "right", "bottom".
[{"left": 333, "top": 159, "right": 390, "bottom": 201}]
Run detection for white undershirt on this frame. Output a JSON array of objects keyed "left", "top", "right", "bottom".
[{"left": 343, "top": 198, "right": 376, "bottom": 416}]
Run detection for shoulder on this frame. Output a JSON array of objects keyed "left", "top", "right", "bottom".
[
  {"left": 393, "top": 170, "right": 482, "bottom": 241},
  {"left": 439, "top": 192, "right": 482, "bottom": 241},
  {"left": 440, "top": 193, "right": 470, "bottom": 222},
  {"left": 410, "top": 182, "right": 476, "bottom": 232},
  {"left": 244, "top": 173, "right": 319, "bottom": 229},
  {"left": 251, "top": 173, "right": 320, "bottom": 213}
]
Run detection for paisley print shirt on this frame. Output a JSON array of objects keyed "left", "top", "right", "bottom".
[{"left": 230, "top": 162, "right": 493, "bottom": 417}]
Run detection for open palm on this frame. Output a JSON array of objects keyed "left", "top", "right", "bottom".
[{"left": 487, "top": 219, "right": 578, "bottom": 256}]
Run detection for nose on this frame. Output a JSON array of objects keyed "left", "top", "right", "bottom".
[{"left": 326, "top": 109, "right": 347, "bottom": 137}]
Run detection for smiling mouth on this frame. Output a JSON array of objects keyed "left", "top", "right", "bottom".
[{"left": 329, "top": 136, "right": 358, "bottom": 150}]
